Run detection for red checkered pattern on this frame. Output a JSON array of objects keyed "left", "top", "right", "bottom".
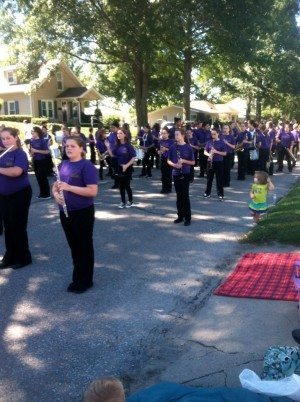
[{"left": 214, "top": 253, "right": 300, "bottom": 301}]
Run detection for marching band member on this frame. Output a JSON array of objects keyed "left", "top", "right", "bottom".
[
  {"left": 221, "top": 124, "right": 236, "bottom": 187},
  {"left": 30, "top": 126, "right": 51, "bottom": 199},
  {"left": 167, "top": 129, "right": 195, "bottom": 226},
  {"left": 158, "top": 127, "right": 174, "bottom": 193},
  {"left": 106, "top": 129, "right": 136, "bottom": 209},
  {"left": 96, "top": 128, "right": 108, "bottom": 181},
  {"left": 276, "top": 123, "right": 294, "bottom": 173},
  {"left": 235, "top": 122, "right": 251, "bottom": 180},
  {"left": 203, "top": 128, "right": 226, "bottom": 200},
  {"left": 0, "top": 127, "right": 32, "bottom": 269},
  {"left": 138, "top": 124, "right": 154, "bottom": 178},
  {"left": 52, "top": 136, "right": 98, "bottom": 293},
  {"left": 186, "top": 128, "right": 199, "bottom": 183}
]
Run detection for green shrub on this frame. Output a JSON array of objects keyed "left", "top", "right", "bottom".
[
  {"left": 31, "top": 118, "right": 49, "bottom": 125},
  {"left": 0, "top": 115, "right": 32, "bottom": 122},
  {"left": 102, "top": 115, "right": 120, "bottom": 129}
]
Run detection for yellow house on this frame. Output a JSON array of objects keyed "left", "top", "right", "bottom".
[{"left": 0, "top": 60, "right": 103, "bottom": 124}]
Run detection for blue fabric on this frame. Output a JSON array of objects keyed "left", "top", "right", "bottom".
[{"left": 127, "top": 382, "right": 291, "bottom": 402}]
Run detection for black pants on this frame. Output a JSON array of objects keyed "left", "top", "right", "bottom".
[
  {"left": 33, "top": 159, "right": 50, "bottom": 197},
  {"left": 205, "top": 161, "right": 224, "bottom": 197},
  {"left": 277, "top": 146, "right": 292, "bottom": 171},
  {"left": 98, "top": 155, "right": 106, "bottom": 180},
  {"left": 0, "top": 186, "right": 32, "bottom": 265},
  {"left": 89, "top": 144, "right": 96, "bottom": 164},
  {"left": 142, "top": 150, "right": 152, "bottom": 176},
  {"left": 223, "top": 153, "right": 234, "bottom": 186},
  {"left": 237, "top": 150, "right": 247, "bottom": 180},
  {"left": 118, "top": 169, "right": 133, "bottom": 204},
  {"left": 247, "top": 151, "right": 258, "bottom": 175},
  {"left": 173, "top": 174, "right": 191, "bottom": 221},
  {"left": 60, "top": 205, "right": 95, "bottom": 288},
  {"left": 258, "top": 148, "right": 270, "bottom": 172},
  {"left": 161, "top": 157, "right": 172, "bottom": 192},
  {"left": 198, "top": 148, "right": 207, "bottom": 176}
]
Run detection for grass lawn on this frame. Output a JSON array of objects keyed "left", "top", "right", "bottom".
[{"left": 241, "top": 180, "right": 300, "bottom": 245}]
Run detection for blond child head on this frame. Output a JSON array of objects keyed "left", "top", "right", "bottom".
[
  {"left": 83, "top": 377, "right": 125, "bottom": 402},
  {"left": 254, "top": 171, "right": 269, "bottom": 185}
]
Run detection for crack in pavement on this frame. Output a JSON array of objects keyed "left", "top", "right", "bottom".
[
  {"left": 187, "top": 339, "right": 239, "bottom": 355},
  {"left": 181, "top": 369, "right": 227, "bottom": 385}
]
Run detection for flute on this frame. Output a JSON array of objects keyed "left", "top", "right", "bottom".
[
  {"left": 50, "top": 147, "right": 69, "bottom": 218},
  {"left": 0, "top": 145, "right": 14, "bottom": 159}
]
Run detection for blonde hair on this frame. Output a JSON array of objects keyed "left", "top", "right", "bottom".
[
  {"left": 83, "top": 378, "right": 125, "bottom": 402},
  {"left": 254, "top": 170, "right": 268, "bottom": 185}
]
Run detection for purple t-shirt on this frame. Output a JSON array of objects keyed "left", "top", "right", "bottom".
[
  {"left": 0, "top": 148, "right": 30, "bottom": 195},
  {"left": 113, "top": 143, "right": 136, "bottom": 165},
  {"left": 96, "top": 138, "right": 107, "bottom": 153},
  {"left": 30, "top": 138, "right": 49, "bottom": 160},
  {"left": 158, "top": 139, "right": 174, "bottom": 158},
  {"left": 168, "top": 143, "right": 195, "bottom": 176},
  {"left": 221, "top": 134, "right": 236, "bottom": 154},
  {"left": 58, "top": 159, "right": 98, "bottom": 211},
  {"left": 205, "top": 139, "right": 226, "bottom": 162},
  {"left": 278, "top": 132, "right": 293, "bottom": 148},
  {"left": 257, "top": 133, "right": 271, "bottom": 150}
]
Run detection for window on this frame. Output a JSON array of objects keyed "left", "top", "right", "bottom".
[
  {"left": 56, "top": 72, "right": 63, "bottom": 91},
  {"left": 41, "top": 100, "right": 54, "bottom": 118},
  {"left": 8, "top": 101, "right": 16, "bottom": 114},
  {"left": 7, "top": 71, "right": 16, "bottom": 84},
  {"left": 72, "top": 101, "right": 78, "bottom": 118}
]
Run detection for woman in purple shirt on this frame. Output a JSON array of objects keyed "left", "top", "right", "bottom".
[
  {"left": 221, "top": 124, "right": 236, "bottom": 187},
  {"left": 0, "top": 127, "right": 32, "bottom": 270},
  {"left": 52, "top": 136, "right": 98, "bottom": 293},
  {"left": 158, "top": 128, "right": 174, "bottom": 193},
  {"left": 168, "top": 129, "right": 195, "bottom": 226},
  {"left": 276, "top": 123, "right": 294, "bottom": 173},
  {"left": 30, "top": 126, "right": 51, "bottom": 199},
  {"left": 107, "top": 129, "right": 136, "bottom": 209},
  {"left": 203, "top": 129, "right": 227, "bottom": 200}
]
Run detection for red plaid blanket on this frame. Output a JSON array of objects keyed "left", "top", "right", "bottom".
[{"left": 214, "top": 253, "right": 300, "bottom": 301}]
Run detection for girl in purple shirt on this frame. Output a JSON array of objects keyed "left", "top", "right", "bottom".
[
  {"left": 158, "top": 128, "right": 174, "bottom": 193},
  {"left": 276, "top": 123, "right": 294, "bottom": 172},
  {"left": 107, "top": 129, "right": 136, "bottom": 209},
  {"left": 52, "top": 136, "right": 98, "bottom": 294},
  {"left": 168, "top": 129, "right": 195, "bottom": 226},
  {"left": 30, "top": 126, "right": 51, "bottom": 199},
  {"left": 0, "top": 127, "right": 32, "bottom": 270}
]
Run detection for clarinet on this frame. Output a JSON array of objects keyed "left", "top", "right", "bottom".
[
  {"left": 50, "top": 147, "right": 69, "bottom": 218},
  {"left": 0, "top": 145, "right": 14, "bottom": 159},
  {"left": 176, "top": 146, "right": 184, "bottom": 179}
]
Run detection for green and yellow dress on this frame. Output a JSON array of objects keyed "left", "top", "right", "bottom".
[{"left": 249, "top": 183, "right": 268, "bottom": 213}]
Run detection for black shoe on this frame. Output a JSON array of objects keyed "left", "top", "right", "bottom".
[
  {"left": 173, "top": 218, "right": 183, "bottom": 224},
  {"left": 11, "top": 261, "right": 32, "bottom": 270},
  {"left": 111, "top": 184, "right": 119, "bottom": 189},
  {"left": 73, "top": 284, "right": 93, "bottom": 294},
  {"left": 67, "top": 282, "right": 77, "bottom": 292},
  {"left": 0, "top": 261, "right": 11, "bottom": 269},
  {"left": 184, "top": 220, "right": 191, "bottom": 226},
  {"left": 139, "top": 174, "right": 145, "bottom": 177},
  {"left": 199, "top": 174, "right": 204, "bottom": 178},
  {"left": 160, "top": 189, "right": 167, "bottom": 193},
  {"left": 292, "top": 329, "right": 300, "bottom": 345}
]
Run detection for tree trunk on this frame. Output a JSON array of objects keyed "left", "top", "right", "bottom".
[
  {"left": 133, "top": 62, "right": 149, "bottom": 130},
  {"left": 246, "top": 95, "right": 252, "bottom": 120},
  {"left": 183, "top": 49, "right": 192, "bottom": 121},
  {"left": 255, "top": 79, "right": 263, "bottom": 121}
]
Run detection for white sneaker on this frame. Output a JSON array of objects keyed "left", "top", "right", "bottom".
[
  {"left": 118, "top": 203, "right": 126, "bottom": 209},
  {"left": 125, "top": 201, "right": 133, "bottom": 208}
]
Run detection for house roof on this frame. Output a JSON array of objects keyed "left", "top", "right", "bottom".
[
  {"left": 148, "top": 105, "right": 200, "bottom": 115},
  {"left": 56, "top": 87, "right": 88, "bottom": 98},
  {"left": 190, "top": 100, "right": 218, "bottom": 114},
  {"left": 214, "top": 104, "right": 238, "bottom": 115}
]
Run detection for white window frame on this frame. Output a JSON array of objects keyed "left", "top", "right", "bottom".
[
  {"left": 8, "top": 100, "right": 16, "bottom": 115},
  {"left": 41, "top": 99, "right": 54, "bottom": 118},
  {"left": 56, "top": 71, "right": 63, "bottom": 91},
  {"left": 7, "top": 71, "right": 16, "bottom": 84}
]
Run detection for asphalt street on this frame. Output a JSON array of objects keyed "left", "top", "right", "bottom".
[{"left": 0, "top": 162, "right": 299, "bottom": 401}]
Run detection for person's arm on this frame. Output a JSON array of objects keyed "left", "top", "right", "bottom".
[
  {"left": 30, "top": 147, "right": 50, "bottom": 155},
  {"left": 180, "top": 157, "right": 195, "bottom": 166},
  {"left": 121, "top": 157, "right": 135, "bottom": 172},
  {"left": 57, "top": 182, "right": 98, "bottom": 197},
  {"left": 267, "top": 179, "right": 275, "bottom": 191},
  {"left": 0, "top": 166, "right": 23, "bottom": 177}
]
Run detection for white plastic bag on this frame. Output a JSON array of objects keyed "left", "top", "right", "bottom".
[{"left": 239, "top": 369, "right": 300, "bottom": 401}]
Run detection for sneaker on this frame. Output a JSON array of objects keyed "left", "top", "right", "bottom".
[
  {"left": 36, "top": 196, "right": 51, "bottom": 200},
  {"left": 125, "top": 201, "right": 133, "bottom": 208},
  {"left": 203, "top": 193, "right": 211, "bottom": 198},
  {"left": 218, "top": 196, "right": 224, "bottom": 201},
  {"left": 184, "top": 220, "right": 191, "bottom": 226},
  {"left": 111, "top": 184, "right": 119, "bottom": 189},
  {"left": 118, "top": 203, "right": 126, "bottom": 209},
  {"left": 173, "top": 218, "right": 183, "bottom": 223}
]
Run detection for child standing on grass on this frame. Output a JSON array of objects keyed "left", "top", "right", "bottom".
[{"left": 249, "top": 170, "right": 275, "bottom": 223}]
